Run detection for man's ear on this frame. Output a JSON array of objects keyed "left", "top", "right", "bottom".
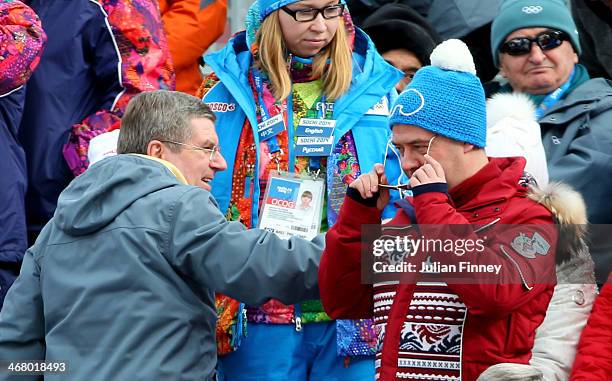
[
  {"left": 147, "top": 140, "right": 164, "bottom": 158},
  {"left": 498, "top": 67, "right": 506, "bottom": 79},
  {"left": 463, "top": 143, "right": 476, "bottom": 153},
  {"left": 497, "top": 54, "right": 507, "bottom": 78}
]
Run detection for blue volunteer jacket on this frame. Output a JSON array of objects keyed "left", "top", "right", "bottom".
[{"left": 204, "top": 28, "right": 404, "bottom": 225}]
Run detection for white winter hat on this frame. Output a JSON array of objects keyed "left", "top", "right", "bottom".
[
  {"left": 485, "top": 92, "right": 549, "bottom": 186},
  {"left": 88, "top": 129, "right": 120, "bottom": 167}
]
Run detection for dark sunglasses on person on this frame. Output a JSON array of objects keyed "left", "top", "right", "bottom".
[
  {"left": 281, "top": 3, "right": 345, "bottom": 22},
  {"left": 500, "top": 30, "right": 569, "bottom": 56}
]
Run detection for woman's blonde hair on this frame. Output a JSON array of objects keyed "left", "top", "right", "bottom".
[{"left": 255, "top": 11, "right": 353, "bottom": 102}]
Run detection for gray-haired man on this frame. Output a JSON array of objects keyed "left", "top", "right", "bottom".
[
  {"left": 0, "top": 91, "right": 323, "bottom": 381},
  {"left": 489, "top": 0, "right": 612, "bottom": 283}
]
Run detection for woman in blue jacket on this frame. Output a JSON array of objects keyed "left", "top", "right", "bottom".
[{"left": 199, "top": 0, "right": 402, "bottom": 378}]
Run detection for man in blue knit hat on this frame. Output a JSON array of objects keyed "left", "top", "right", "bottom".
[
  {"left": 489, "top": 0, "right": 612, "bottom": 284},
  {"left": 319, "top": 39, "right": 560, "bottom": 380}
]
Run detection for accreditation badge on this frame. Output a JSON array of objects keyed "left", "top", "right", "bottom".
[{"left": 258, "top": 171, "right": 325, "bottom": 240}]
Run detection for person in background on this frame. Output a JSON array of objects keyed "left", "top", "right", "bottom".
[
  {"left": 198, "top": 0, "right": 403, "bottom": 379},
  {"left": 482, "top": 92, "right": 598, "bottom": 381},
  {"left": 0, "top": 90, "right": 324, "bottom": 381},
  {"left": 571, "top": 0, "right": 612, "bottom": 80},
  {"left": 159, "top": 0, "right": 227, "bottom": 95},
  {"left": 489, "top": 0, "right": 612, "bottom": 283},
  {"left": 362, "top": 2, "right": 441, "bottom": 92},
  {"left": 83, "top": 0, "right": 228, "bottom": 166},
  {"left": 21, "top": 0, "right": 174, "bottom": 244},
  {"left": 0, "top": 0, "right": 45, "bottom": 309},
  {"left": 347, "top": 0, "right": 504, "bottom": 82}
]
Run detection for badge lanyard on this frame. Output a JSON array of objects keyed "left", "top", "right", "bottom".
[
  {"left": 308, "top": 95, "right": 328, "bottom": 175},
  {"left": 293, "top": 94, "right": 336, "bottom": 177},
  {"left": 536, "top": 67, "right": 575, "bottom": 120},
  {"left": 252, "top": 68, "right": 294, "bottom": 171}
]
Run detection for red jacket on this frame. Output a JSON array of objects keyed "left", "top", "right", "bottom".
[
  {"left": 569, "top": 273, "right": 612, "bottom": 380},
  {"left": 319, "top": 157, "right": 557, "bottom": 381}
]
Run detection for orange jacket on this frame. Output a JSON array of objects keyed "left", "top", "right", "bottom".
[{"left": 159, "top": 0, "right": 227, "bottom": 95}]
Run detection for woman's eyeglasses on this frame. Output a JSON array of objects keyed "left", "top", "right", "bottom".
[
  {"left": 281, "top": 3, "right": 345, "bottom": 22},
  {"left": 500, "top": 30, "right": 569, "bottom": 56}
]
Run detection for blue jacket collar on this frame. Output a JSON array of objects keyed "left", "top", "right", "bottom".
[{"left": 205, "top": 33, "right": 258, "bottom": 128}]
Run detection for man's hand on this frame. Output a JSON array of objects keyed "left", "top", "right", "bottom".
[
  {"left": 349, "top": 163, "right": 390, "bottom": 210},
  {"left": 409, "top": 154, "right": 446, "bottom": 188}
]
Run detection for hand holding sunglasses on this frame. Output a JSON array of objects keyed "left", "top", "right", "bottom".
[
  {"left": 500, "top": 29, "right": 569, "bottom": 56},
  {"left": 349, "top": 163, "right": 391, "bottom": 210}
]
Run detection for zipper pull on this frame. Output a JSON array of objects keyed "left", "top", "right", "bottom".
[
  {"left": 295, "top": 316, "right": 302, "bottom": 332},
  {"left": 294, "top": 303, "right": 302, "bottom": 332}
]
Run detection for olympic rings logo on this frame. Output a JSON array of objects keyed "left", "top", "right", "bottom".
[{"left": 522, "top": 5, "right": 543, "bottom": 14}]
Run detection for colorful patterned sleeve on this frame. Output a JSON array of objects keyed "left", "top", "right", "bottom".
[
  {"left": 62, "top": 0, "right": 176, "bottom": 176},
  {"left": 0, "top": 0, "right": 46, "bottom": 95},
  {"left": 196, "top": 72, "right": 221, "bottom": 99}
]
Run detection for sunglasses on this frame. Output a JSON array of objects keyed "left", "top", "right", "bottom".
[
  {"left": 281, "top": 3, "right": 344, "bottom": 22},
  {"left": 500, "top": 30, "right": 569, "bottom": 56},
  {"left": 379, "top": 135, "right": 437, "bottom": 191}
]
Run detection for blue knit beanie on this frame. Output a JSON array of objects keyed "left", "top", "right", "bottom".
[
  {"left": 389, "top": 39, "right": 487, "bottom": 148},
  {"left": 491, "top": 0, "right": 581, "bottom": 67},
  {"left": 257, "top": 0, "right": 300, "bottom": 20}
]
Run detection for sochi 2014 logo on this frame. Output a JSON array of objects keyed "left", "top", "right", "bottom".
[{"left": 522, "top": 5, "right": 543, "bottom": 14}]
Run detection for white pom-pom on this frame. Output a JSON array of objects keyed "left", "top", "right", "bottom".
[
  {"left": 486, "top": 92, "right": 537, "bottom": 128},
  {"left": 430, "top": 39, "right": 476, "bottom": 75}
]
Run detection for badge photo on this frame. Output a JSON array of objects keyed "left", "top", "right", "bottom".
[{"left": 258, "top": 172, "right": 325, "bottom": 240}]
